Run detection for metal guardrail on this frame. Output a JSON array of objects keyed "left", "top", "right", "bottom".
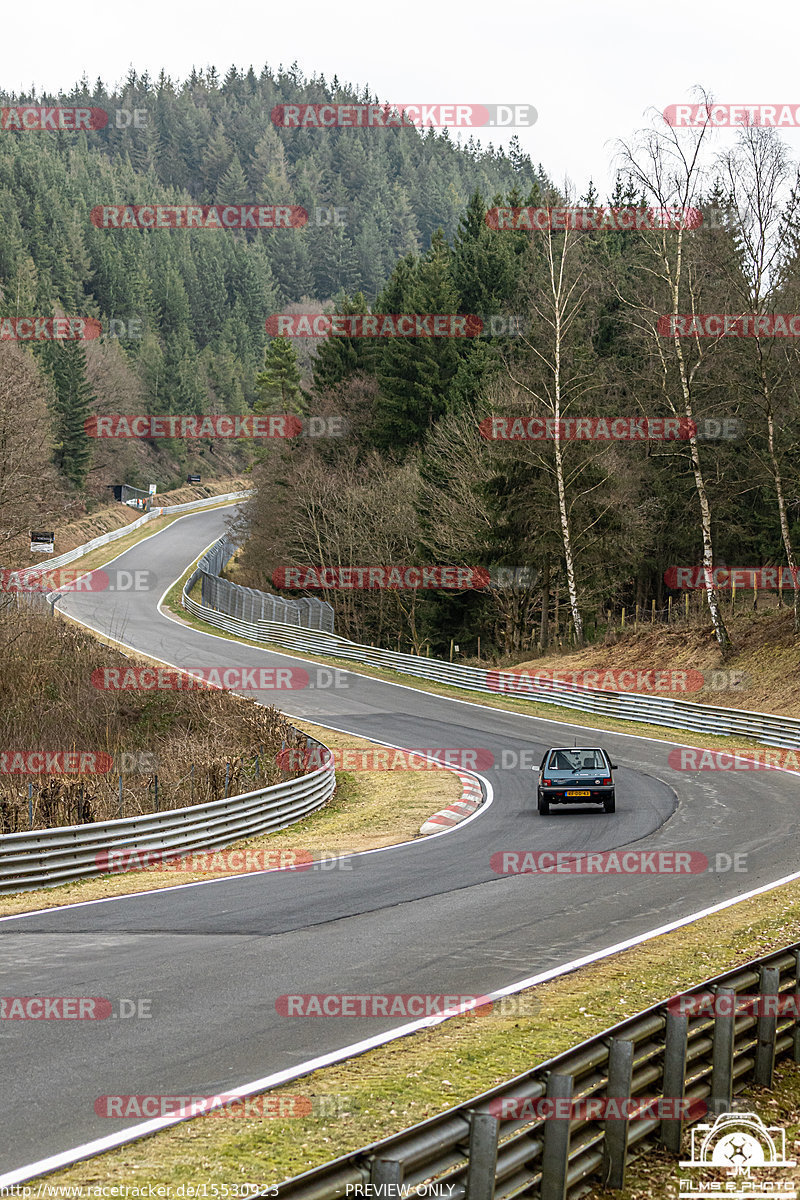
[
  {"left": 186, "top": 539, "right": 334, "bottom": 632},
  {"left": 183, "top": 545, "right": 800, "bottom": 751},
  {"left": 29, "top": 489, "right": 251, "bottom": 574},
  {"left": 0, "top": 739, "right": 335, "bottom": 895},
  {"left": 275, "top": 942, "right": 800, "bottom": 1199}
]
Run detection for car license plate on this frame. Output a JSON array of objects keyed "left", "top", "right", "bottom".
[{"left": 566, "top": 790, "right": 591, "bottom": 796}]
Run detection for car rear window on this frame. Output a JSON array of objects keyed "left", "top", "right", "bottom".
[{"left": 548, "top": 750, "right": 607, "bottom": 772}]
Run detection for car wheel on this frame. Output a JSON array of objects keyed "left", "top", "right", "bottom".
[
  {"left": 603, "top": 795, "right": 615, "bottom": 813},
  {"left": 538, "top": 794, "right": 550, "bottom": 815}
]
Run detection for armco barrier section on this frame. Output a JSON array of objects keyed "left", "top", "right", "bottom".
[
  {"left": 275, "top": 943, "right": 800, "bottom": 1199},
  {"left": 14, "top": 490, "right": 251, "bottom": 577},
  {"left": 0, "top": 740, "right": 335, "bottom": 895},
  {"left": 185, "top": 538, "right": 334, "bottom": 633},
  {"left": 8, "top": 491, "right": 250, "bottom": 614},
  {"left": 183, "top": 545, "right": 800, "bottom": 750}
]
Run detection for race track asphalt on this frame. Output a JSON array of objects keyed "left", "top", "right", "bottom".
[{"left": 2, "top": 507, "right": 797, "bottom": 1176}]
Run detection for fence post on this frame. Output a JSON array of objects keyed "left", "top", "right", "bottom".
[
  {"left": 668, "top": 595, "right": 672, "bottom": 623},
  {"left": 660, "top": 1011, "right": 688, "bottom": 1153},
  {"left": 28, "top": 782, "right": 33, "bottom": 829},
  {"left": 540, "top": 1072, "right": 573, "bottom": 1200},
  {"left": 224, "top": 762, "right": 230, "bottom": 798},
  {"left": 154, "top": 775, "right": 159, "bottom": 813},
  {"left": 118, "top": 774, "right": 123, "bottom": 818},
  {"left": 710, "top": 987, "right": 735, "bottom": 1114},
  {"left": 754, "top": 966, "right": 780, "bottom": 1087},
  {"left": 602, "top": 1038, "right": 634, "bottom": 1188},
  {"left": 621, "top": 607, "right": 625, "bottom": 628},
  {"left": 793, "top": 949, "right": 800, "bottom": 1063},
  {"left": 370, "top": 1158, "right": 402, "bottom": 1191},
  {"left": 685, "top": 592, "right": 689, "bottom": 620},
  {"left": 465, "top": 1110, "right": 499, "bottom": 1200}
]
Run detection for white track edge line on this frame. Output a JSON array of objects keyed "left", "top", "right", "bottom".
[{"left": 4, "top": 863, "right": 800, "bottom": 1186}]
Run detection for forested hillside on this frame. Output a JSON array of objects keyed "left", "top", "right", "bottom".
[
  {"left": 3, "top": 67, "right": 800, "bottom": 664},
  {"left": 235, "top": 122, "right": 800, "bottom": 660},
  {"left": 0, "top": 65, "right": 542, "bottom": 503}
]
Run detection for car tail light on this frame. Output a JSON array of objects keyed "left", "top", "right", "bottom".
[
  {"left": 543, "top": 778, "right": 552, "bottom": 786},
  {"left": 601, "top": 777, "right": 611, "bottom": 785}
]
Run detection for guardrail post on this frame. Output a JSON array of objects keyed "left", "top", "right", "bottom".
[
  {"left": 710, "top": 987, "right": 735, "bottom": 1114},
  {"left": 754, "top": 966, "right": 780, "bottom": 1087},
  {"left": 540, "top": 1072, "right": 573, "bottom": 1200},
  {"left": 465, "top": 1110, "right": 499, "bottom": 1200},
  {"left": 370, "top": 1157, "right": 403, "bottom": 1192},
  {"left": 659, "top": 1011, "right": 688, "bottom": 1153},
  {"left": 793, "top": 950, "right": 800, "bottom": 1063},
  {"left": 602, "top": 1038, "right": 634, "bottom": 1188}
]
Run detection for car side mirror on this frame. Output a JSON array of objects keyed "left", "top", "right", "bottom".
[{"left": 610, "top": 763, "right": 618, "bottom": 770}]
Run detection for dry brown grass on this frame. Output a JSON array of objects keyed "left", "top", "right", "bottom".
[
  {"left": 0, "top": 719, "right": 461, "bottom": 916},
  {"left": 0, "top": 608, "right": 300, "bottom": 832}
]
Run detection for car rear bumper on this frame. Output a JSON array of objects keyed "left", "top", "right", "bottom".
[{"left": 539, "top": 788, "right": 615, "bottom": 804}]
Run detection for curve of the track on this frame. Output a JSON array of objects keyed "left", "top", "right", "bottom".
[{"left": 2, "top": 507, "right": 798, "bottom": 1174}]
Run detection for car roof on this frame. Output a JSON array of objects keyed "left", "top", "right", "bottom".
[{"left": 547, "top": 746, "right": 606, "bottom": 753}]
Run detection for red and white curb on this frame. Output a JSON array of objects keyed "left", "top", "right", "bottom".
[{"left": 419, "top": 772, "right": 485, "bottom": 835}]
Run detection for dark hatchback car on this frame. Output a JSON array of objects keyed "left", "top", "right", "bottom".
[{"left": 537, "top": 746, "right": 617, "bottom": 814}]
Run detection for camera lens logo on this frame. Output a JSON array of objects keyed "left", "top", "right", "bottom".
[{"left": 679, "top": 1111, "right": 797, "bottom": 1197}]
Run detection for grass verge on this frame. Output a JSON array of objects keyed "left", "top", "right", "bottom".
[{"left": 35, "top": 873, "right": 800, "bottom": 1190}]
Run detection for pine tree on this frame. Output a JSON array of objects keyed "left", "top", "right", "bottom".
[
  {"left": 254, "top": 336, "right": 304, "bottom": 414},
  {"left": 40, "top": 340, "right": 94, "bottom": 488}
]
